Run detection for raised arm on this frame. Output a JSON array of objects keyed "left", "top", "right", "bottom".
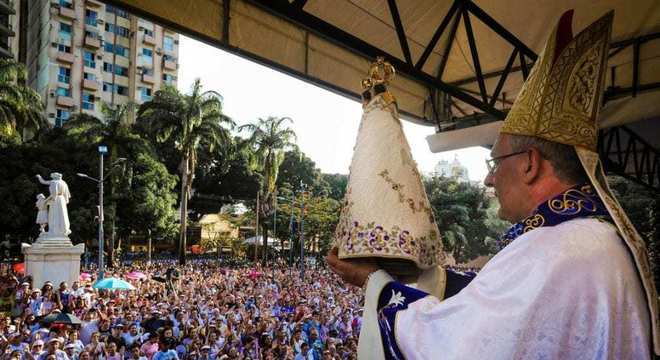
[{"left": 35, "top": 174, "right": 50, "bottom": 185}]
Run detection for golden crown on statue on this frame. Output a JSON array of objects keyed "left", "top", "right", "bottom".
[{"left": 361, "top": 57, "right": 395, "bottom": 90}]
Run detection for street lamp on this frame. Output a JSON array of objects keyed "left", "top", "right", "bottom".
[
  {"left": 299, "top": 181, "right": 307, "bottom": 281},
  {"left": 77, "top": 146, "right": 126, "bottom": 280}
]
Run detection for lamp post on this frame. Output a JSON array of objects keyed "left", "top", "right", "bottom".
[
  {"left": 299, "top": 182, "right": 306, "bottom": 281},
  {"left": 77, "top": 146, "right": 125, "bottom": 280}
]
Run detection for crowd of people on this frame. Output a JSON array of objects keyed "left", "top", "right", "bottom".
[{"left": 0, "top": 258, "right": 364, "bottom": 360}]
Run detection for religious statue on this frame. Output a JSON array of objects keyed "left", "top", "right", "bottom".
[
  {"left": 36, "top": 173, "right": 71, "bottom": 238},
  {"left": 35, "top": 194, "right": 48, "bottom": 233}
]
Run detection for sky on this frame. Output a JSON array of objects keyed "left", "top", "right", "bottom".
[{"left": 177, "top": 36, "right": 491, "bottom": 182}]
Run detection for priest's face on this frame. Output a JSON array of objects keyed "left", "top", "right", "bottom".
[{"left": 484, "top": 134, "right": 528, "bottom": 222}]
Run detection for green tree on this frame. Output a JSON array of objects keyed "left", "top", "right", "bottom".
[
  {"left": 276, "top": 147, "right": 329, "bottom": 196},
  {"left": 121, "top": 153, "right": 178, "bottom": 264},
  {"left": 64, "top": 102, "right": 150, "bottom": 266},
  {"left": 0, "top": 59, "right": 48, "bottom": 142},
  {"left": 425, "top": 177, "right": 500, "bottom": 263},
  {"left": 138, "top": 80, "right": 234, "bottom": 265},
  {"left": 608, "top": 176, "right": 660, "bottom": 289},
  {"left": 239, "top": 116, "right": 296, "bottom": 262},
  {"left": 0, "top": 129, "right": 97, "bottom": 253},
  {"left": 321, "top": 173, "right": 348, "bottom": 201}
]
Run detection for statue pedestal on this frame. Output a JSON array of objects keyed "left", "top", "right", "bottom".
[{"left": 22, "top": 237, "right": 84, "bottom": 288}]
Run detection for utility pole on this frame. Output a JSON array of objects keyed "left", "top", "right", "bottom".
[
  {"left": 254, "top": 191, "right": 259, "bottom": 262},
  {"left": 97, "top": 147, "right": 105, "bottom": 280},
  {"left": 299, "top": 182, "right": 306, "bottom": 280},
  {"left": 77, "top": 149, "right": 126, "bottom": 282}
]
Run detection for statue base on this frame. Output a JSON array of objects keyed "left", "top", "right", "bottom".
[{"left": 22, "top": 239, "right": 84, "bottom": 289}]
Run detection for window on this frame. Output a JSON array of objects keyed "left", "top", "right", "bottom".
[
  {"left": 104, "top": 23, "right": 129, "bottom": 38},
  {"left": 103, "top": 82, "right": 114, "bottom": 92},
  {"left": 163, "top": 54, "right": 176, "bottom": 62},
  {"left": 162, "top": 73, "right": 176, "bottom": 84},
  {"left": 116, "top": 85, "right": 128, "bottom": 96},
  {"left": 114, "top": 64, "right": 128, "bottom": 77},
  {"left": 143, "top": 28, "right": 154, "bottom": 37},
  {"left": 57, "top": 44, "right": 71, "bottom": 53},
  {"left": 59, "top": 0, "right": 73, "bottom": 9},
  {"left": 104, "top": 43, "right": 129, "bottom": 57},
  {"left": 83, "top": 51, "right": 96, "bottom": 68},
  {"left": 85, "top": 9, "right": 98, "bottom": 26},
  {"left": 142, "top": 48, "right": 153, "bottom": 66},
  {"left": 143, "top": 68, "right": 153, "bottom": 76},
  {"left": 59, "top": 23, "right": 72, "bottom": 41},
  {"left": 103, "top": 62, "right": 112, "bottom": 73},
  {"left": 55, "top": 109, "right": 70, "bottom": 127},
  {"left": 163, "top": 36, "right": 174, "bottom": 52},
  {"left": 56, "top": 87, "right": 71, "bottom": 97},
  {"left": 82, "top": 92, "right": 95, "bottom": 110},
  {"left": 103, "top": 82, "right": 128, "bottom": 96},
  {"left": 57, "top": 67, "right": 70, "bottom": 83},
  {"left": 139, "top": 87, "right": 152, "bottom": 102},
  {"left": 106, "top": 5, "right": 129, "bottom": 19},
  {"left": 83, "top": 72, "right": 96, "bottom": 81}
]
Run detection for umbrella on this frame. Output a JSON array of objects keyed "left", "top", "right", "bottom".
[
  {"left": 93, "top": 277, "right": 136, "bottom": 290},
  {"left": 125, "top": 271, "right": 147, "bottom": 280},
  {"left": 12, "top": 263, "right": 25, "bottom": 274},
  {"left": 51, "top": 312, "right": 82, "bottom": 325},
  {"left": 79, "top": 273, "right": 92, "bottom": 281}
]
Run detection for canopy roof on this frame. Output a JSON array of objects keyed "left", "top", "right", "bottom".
[
  {"left": 107, "top": 0, "right": 659, "bottom": 127},
  {"left": 106, "top": 0, "right": 659, "bottom": 189}
]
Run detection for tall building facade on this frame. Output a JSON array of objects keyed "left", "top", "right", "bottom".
[
  {"left": 25, "top": 0, "right": 179, "bottom": 127},
  {"left": 0, "top": 0, "right": 23, "bottom": 60}
]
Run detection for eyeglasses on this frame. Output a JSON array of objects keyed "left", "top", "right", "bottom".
[{"left": 485, "top": 150, "right": 528, "bottom": 174}]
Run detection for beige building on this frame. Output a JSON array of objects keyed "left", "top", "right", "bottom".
[
  {"left": 24, "top": 0, "right": 179, "bottom": 126},
  {"left": 0, "top": 0, "right": 23, "bottom": 60}
]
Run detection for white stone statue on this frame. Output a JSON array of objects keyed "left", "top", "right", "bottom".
[
  {"left": 35, "top": 193, "right": 48, "bottom": 233},
  {"left": 36, "top": 173, "right": 71, "bottom": 238}
]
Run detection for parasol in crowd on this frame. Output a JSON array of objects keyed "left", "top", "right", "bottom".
[
  {"left": 93, "top": 277, "right": 136, "bottom": 290},
  {"left": 125, "top": 271, "right": 147, "bottom": 280},
  {"left": 40, "top": 312, "right": 82, "bottom": 326},
  {"left": 79, "top": 273, "right": 92, "bottom": 281},
  {"left": 12, "top": 263, "right": 25, "bottom": 274}
]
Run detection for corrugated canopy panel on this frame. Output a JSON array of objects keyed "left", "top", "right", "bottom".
[{"left": 108, "top": 0, "right": 660, "bottom": 131}]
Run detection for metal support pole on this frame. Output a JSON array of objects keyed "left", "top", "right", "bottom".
[
  {"left": 255, "top": 191, "right": 259, "bottom": 262},
  {"left": 272, "top": 203, "right": 276, "bottom": 280},
  {"left": 98, "top": 152, "right": 105, "bottom": 280},
  {"left": 299, "top": 183, "right": 306, "bottom": 280},
  {"left": 288, "top": 196, "right": 295, "bottom": 276}
]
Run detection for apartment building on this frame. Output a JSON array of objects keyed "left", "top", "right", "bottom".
[
  {"left": 25, "top": 0, "right": 179, "bottom": 127},
  {"left": 0, "top": 0, "right": 23, "bottom": 60}
]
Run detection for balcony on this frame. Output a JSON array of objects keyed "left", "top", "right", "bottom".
[
  {"left": 58, "top": 6, "right": 75, "bottom": 19},
  {"left": 84, "top": 34, "right": 100, "bottom": 48},
  {"left": 143, "top": 34, "right": 155, "bottom": 46},
  {"left": 141, "top": 73, "right": 154, "bottom": 84},
  {"left": 86, "top": 0, "right": 103, "bottom": 7},
  {"left": 82, "top": 79, "right": 99, "bottom": 91},
  {"left": 163, "top": 59, "right": 176, "bottom": 71},
  {"left": 56, "top": 95, "right": 74, "bottom": 107},
  {"left": 56, "top": 51, "right": 74, "bottom": 63}
]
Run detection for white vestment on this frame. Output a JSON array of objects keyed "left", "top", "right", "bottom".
[
  {"left": 47, "top": 179, "right": 71, "bottom": 236},
  {"left": 366, "top": 218, "right": 651, "bottom": 359}
]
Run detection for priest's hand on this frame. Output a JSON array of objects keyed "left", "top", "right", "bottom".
[{"left": 326, "top": 247, "right": 379, "bottom": 287}]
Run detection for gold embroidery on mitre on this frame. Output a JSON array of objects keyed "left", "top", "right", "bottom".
[{"left": 501, "top": 11, "right": 613, "bottom": 152}]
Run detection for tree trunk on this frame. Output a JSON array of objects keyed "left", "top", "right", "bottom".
[
  {"left": 178, "top": 155, "right": 189, "bottom": 266},
  {"left": 147, "top": 228, "right": 152, "bottom": 265}
]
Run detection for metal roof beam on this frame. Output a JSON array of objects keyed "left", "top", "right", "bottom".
[
  {"left": 247, "top": 0, "right": 505, "bottom": 118},
  {"left": 387, "top": 0, "right": 413, "bottom": 66},
  {"left": 415, "top": 0, "right": 460, "bottom": 71}
]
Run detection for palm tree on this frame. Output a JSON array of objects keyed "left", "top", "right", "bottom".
[
  {"left": 137, "top": 79, "right": 234, "bottom": 265},
  {"left": 239, "top": 116, "right": 296, "bottom": 263},
  {"left": 0, "top": 59, "right": 48, "bottom": 141},
  {"left": 64, "top": 102, "right": 151, "bottom": 266}
]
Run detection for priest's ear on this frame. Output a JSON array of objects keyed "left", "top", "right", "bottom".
[{"left": 521, "top": 147, "right": 543, "bottom": 185}]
